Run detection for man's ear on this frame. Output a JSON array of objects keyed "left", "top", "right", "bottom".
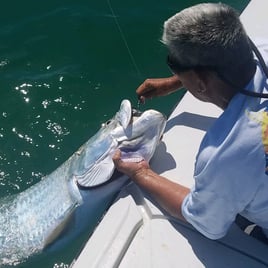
[{"left": 195, "top": 70, "right": 210, "bottom": 93}]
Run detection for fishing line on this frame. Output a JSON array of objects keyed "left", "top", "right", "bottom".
[{"left": 107, "top": 0, "right": 143, "bottom": 81}]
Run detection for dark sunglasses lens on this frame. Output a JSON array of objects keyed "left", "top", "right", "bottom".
[{"left": 167, "top": 55, "right": 190, "bottom": 73}]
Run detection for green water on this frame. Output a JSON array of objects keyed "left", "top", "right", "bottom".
[{"left": 0, "top": 0, "right": 250, "bottom": 267}]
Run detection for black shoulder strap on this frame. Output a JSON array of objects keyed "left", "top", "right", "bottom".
[{"left": 240, "top": 38, "right": 268, "bottom": 98}]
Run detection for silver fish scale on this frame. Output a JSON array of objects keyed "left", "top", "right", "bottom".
[{"left": 0, "top": 172, "right": 81, "bottom": 265}]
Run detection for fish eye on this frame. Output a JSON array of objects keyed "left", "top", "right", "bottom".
[{"left": 101, "top": 120, "right": 112, "bottom": 127}]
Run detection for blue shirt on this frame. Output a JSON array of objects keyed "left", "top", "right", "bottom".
[{"left": 182, "top": 39, "right": 268, "bottom": 239}]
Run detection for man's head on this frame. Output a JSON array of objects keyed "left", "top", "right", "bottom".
[{"left": 162, "top": 3, "right": 255, "bottom": 91}]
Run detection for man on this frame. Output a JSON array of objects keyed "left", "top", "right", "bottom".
[{"left": 113, "top": 3, "right": 268, "bottom": 241}]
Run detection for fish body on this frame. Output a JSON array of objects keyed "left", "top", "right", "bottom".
[{"left": 0, "top": 100, "right": 166, "bottom": 265}]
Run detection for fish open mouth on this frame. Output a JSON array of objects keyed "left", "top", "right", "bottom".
[{"left": 75, "top": 99, "right": 166, "bottom": 188}]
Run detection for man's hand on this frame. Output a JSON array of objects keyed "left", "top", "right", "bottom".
[
  {"left": 112, "top": 149, "right": 150, "bottom": 179},
  {"left": 136, "top": 75, "right": 183, "bottom": 103}
]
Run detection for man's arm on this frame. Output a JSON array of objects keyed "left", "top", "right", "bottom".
[{"left": 113, "top": 150, "right": 189, "bottom": 221}]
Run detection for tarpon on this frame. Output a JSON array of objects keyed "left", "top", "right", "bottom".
[{"left": 0, "top": 99, "right": 166, "bottom": 266}]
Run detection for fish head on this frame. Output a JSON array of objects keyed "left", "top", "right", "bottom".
[{"left": 75, "top": 99, "right": 166, "bottom": 188}]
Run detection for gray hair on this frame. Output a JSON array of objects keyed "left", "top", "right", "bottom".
[{"left": 162, "top": 3, "right": 254, "bottom": 88}]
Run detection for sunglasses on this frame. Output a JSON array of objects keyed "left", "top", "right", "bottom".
[{"left": 166, "top": 54, "right": 215, "bottom": 74}]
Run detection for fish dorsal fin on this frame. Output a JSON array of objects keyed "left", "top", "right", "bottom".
[
  {"left": 118, "top": 99, "right": 132, "bottom": 129},
  {"left": 75, "top": 152, "right": 115, "bottom": 188}
]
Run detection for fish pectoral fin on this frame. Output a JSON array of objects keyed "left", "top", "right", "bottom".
[
  {"left": 75, "top": 153, "right": 115, "bottom": 188},
  {"left": 44, "top": 213, "right": 73, "bottom": 248}
]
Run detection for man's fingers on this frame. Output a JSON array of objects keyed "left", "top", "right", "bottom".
[
  {"left": 137, "top": 95, "right": 145, "bottom": 104},
  {"left": 112, "top": 149, "right": 121, "bottom": 162}
]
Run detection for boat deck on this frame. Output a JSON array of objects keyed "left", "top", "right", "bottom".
[{"left": 72, "top": 1, "right": 268, "bottom": 267}]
